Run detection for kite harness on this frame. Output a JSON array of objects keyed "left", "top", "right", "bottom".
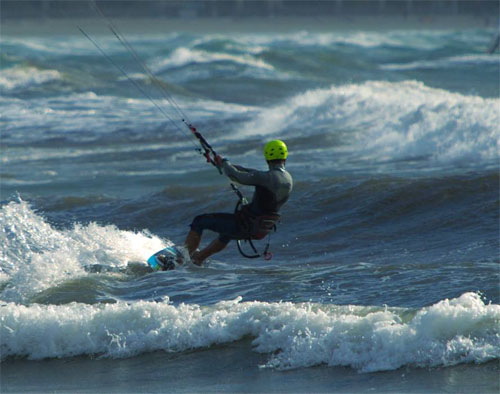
[{"left": 187, "top": 123, "right": 276, "bottom": 260}]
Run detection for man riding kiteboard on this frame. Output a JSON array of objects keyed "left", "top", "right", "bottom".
[
  {"left": 77, "top": 8, "right": 293, "bottom": 269},
  {"left": 184, "top": 140, "right": 293, "bottom": 265}
]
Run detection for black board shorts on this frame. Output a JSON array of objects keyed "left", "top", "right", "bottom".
[{"left": 190, "top": 213, "right": 248, "bottom": 244}]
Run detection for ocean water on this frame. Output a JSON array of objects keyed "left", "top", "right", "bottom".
[{"left": 1, "top": 19, "right": 499, "bottom": 393}]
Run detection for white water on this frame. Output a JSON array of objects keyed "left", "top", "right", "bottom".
[
  {"left": 151, "top": 47, "right": 274, "bottom": 72},
  {"left": 233, "top": 30, "right": 476, "bottom": 50},
  {"left": 382, "top": 54, "right": 500, "bottom": 70},
  {"left": 239, "top": 80, "right": 500, "bottom": 165},
  {"left": 0, "top": 66, "right": 62, "bottom": 91},
  {"left": 1, "top": 292, "right": 498, "bottom": 372},
  {"left": 0, "top": 199, "right": 167, "bottom": 303},
  {"left": 2, "top": 202, "right": 497, "bottom": 373}
]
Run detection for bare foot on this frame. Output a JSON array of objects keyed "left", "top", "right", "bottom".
[{"left": 191, "top": 251, "right": 204, "bottom": 266}]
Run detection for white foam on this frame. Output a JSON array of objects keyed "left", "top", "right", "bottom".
[
  {"left": 0, "top": 66, "right": 62, "bottom": 91},
  {"left": 151, "top": 47, "right": 273, "bottom": 72},
  {"left": 0, "top": 199, "right": 167, "bottom": 303},
  {"left": 382, "top": 54, "right": 500, "bottom": 70},
  {"left": 1, "top": 293, "right": 498, "bottom": 372},
  {"left": 1, "top": 92, "right": 112, "bottom": 136},
  {"left": 238, "top": 80, "right": 500, "bottom": 166},
  {"left": 1, "top": 36, "right": 120, "bottom": 56},
  {"left": 234, "top": 30, "right": 466, "bottom": 50},
  {"left": 1, "top": 89, "right": 253, "bottom": 145}
]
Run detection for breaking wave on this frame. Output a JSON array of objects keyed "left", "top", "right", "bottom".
[
  {"left": 239, "top": 80, "right": 500, "bottom": 166},
  {"left": 0, "top": 65, "right": 62, "bottom": 91},
  {"left": 1, "top": 293, "right": 498, "bottom": 372},
  {"left": 0, "top": 199, "right": 166, "bottom": 303}
]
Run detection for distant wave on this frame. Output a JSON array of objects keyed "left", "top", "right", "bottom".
[
  {"left": 1, "top": 92, "right": 121, "bottom": 140},
  {"left": 0, "top": 66, "right": 62, "bottom": 91},
  {"left": 1, "top": 36, "right": 121, "bottom": 55},
  {"left": 382, "top": 54, "right": 500, "bottom": 70},
  {"left": 150, "top": 47, "right": 274, "bottom": 72},
  {"left": 1, "top": 88, "right": 254, "bottom": 145},
  {"left": 1, "top": 292, "right": 498, "bottom": 372},
  {"left": 229, "top": 29, "right": 482, "bottom": 50},
  {"left": 239, "top": 80, "right": 500, "bottom": 166}
]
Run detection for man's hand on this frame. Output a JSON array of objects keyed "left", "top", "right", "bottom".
[{"left": 214, "top": 155, "right": 224, "bottom": 166}]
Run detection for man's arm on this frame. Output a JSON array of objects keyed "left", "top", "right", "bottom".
[{"left": 221, "top": 159, "right": 267, "bottom": 186}]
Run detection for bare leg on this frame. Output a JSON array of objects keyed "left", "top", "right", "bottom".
[
  {"left": 192, "top": 238, "right": 228, "bottom": 266},
  {"left": 184, "top": 230, "right": 201, "bottom": 257}
]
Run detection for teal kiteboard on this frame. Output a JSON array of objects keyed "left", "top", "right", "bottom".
[{"left": 147, "top": 246, "right": 184, "bottom": 271}]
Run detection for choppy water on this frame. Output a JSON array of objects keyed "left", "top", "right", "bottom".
[{"left": 1, "top": 23, "right": 499, "bottom": 378}]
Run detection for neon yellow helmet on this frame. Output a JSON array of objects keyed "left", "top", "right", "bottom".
[{"left": 264, "top": 140, "right": 288, "bottom": 161}]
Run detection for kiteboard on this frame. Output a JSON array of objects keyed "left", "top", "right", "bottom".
[{"left": 147, "top": 245, "right": 184, "bottom": 271}]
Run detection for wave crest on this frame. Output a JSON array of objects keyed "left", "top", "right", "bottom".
[
  {"left": 151, "top": 47, "right": 273, "bottom": 72},
  {"left": 240, "top": 80, "right": 499, "bottom": 166},
  {"left": 0, "top": 66, "right": 62, "bottom": 91},
  {"left": 1, "top": 293, "right": 498, "bottom": 372}
]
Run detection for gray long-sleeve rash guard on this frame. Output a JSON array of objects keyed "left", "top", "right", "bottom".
[{"left": 221, "top": 160, "right": 293, "bottom": 215}]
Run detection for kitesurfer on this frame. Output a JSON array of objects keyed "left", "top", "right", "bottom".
[{"left": 184, "top": 140, "right": 293, "bottom": 265}]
